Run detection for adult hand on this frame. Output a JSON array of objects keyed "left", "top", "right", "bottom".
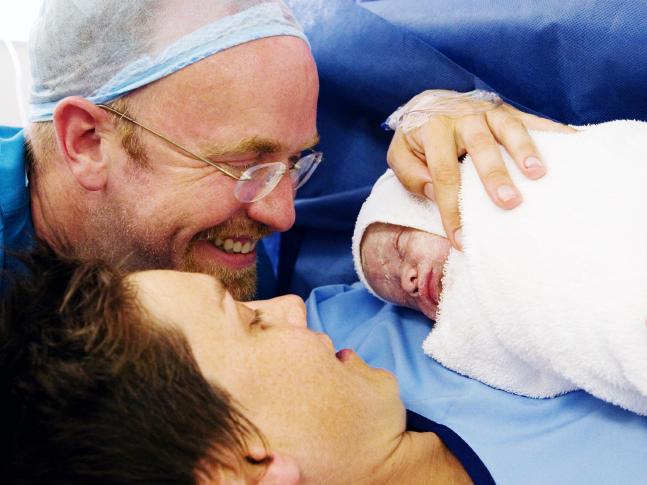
[{"left": 386, "top": 90, "right": 576, "bottom": 250}]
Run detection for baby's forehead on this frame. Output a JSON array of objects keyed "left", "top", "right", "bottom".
[{"left": 391, "top": 205, "right": 445, "bottom": 239}]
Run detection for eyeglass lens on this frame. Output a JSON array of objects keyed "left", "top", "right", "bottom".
[
  {"left": 234, "top": 163, "right": 286, "bottom": 203},
  {"left": 233, "top": 152, "right": 323, "bottom": 203},
  {"left": 292, "top": 152, "right": 322, "bottom": 189}
]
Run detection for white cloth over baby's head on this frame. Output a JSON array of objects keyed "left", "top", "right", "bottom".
[{"left": 352, "top": 169, "right": 446, "bottom": 301}]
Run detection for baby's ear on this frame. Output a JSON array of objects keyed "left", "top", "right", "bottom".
[{"left": 257, "top": 452, "right": 301, "bottom": 484}]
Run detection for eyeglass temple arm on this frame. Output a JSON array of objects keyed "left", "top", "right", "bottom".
[{"left": 97, "top": 104, "right": 241, "bottom": 180}]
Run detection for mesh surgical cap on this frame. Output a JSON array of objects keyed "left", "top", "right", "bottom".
[{"left": 28, "top": 0, "right": 309, "bottom": 122}]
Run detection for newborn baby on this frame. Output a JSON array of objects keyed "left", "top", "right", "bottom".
[
  {"left": 360, "top": 223, "right": 449, "bottom": 320},
  {"left": 353, "top": 121, "right": 647, "bottom": 416}
]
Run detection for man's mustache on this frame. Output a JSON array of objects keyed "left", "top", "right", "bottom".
[{"left": 195, "top": 219, "right": 273, "bottom": 242}]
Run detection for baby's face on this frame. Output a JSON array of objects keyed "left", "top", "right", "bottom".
[{"left": 361, "top": 223, "right": 451, "bottom": 320}]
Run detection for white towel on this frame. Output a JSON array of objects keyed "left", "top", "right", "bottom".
[{"left": 355, "top": 120, "right": 647, "bottom": 415}]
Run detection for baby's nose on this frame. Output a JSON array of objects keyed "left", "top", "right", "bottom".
[{"left": 400, "top": 266, "right": 419, "bottom": 296}]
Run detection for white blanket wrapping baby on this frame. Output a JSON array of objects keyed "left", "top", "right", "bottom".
[{"left": 353, "top": 120, "right": 647, "bottom": 415}]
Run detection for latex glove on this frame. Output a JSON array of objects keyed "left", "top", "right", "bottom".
[{"left": 386, "top": 90, "right": 576, "bottom": 250}]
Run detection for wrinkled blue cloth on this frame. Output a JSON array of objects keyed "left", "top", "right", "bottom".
[
  {"left": 307, "top": 283, "right": 647, "bottom": 485},
  {"left": 280, "top": 0, "right": 647, "bottom": 297},
  {"left": 0, "top": 127, "right": 34, "bottom": 292}
]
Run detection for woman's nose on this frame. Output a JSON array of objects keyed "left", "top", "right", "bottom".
[{"left": 246, "top": 294, "right": 307, "bottom": 327}]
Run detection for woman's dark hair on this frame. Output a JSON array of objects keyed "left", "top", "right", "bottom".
[{"left": 0, "top": 248, "right": 261, "bottom": 484}]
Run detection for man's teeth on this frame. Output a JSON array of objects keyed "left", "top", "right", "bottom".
[{"left": 214, "top": 238, "right": 257, "bottom": 254}]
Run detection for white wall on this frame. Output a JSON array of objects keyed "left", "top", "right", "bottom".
[
  {"left": 1, "top": 0, "right": 42, "bottom": 126},
  {"left": 0, "top": 40, "right": 31, "bottom": 126}
]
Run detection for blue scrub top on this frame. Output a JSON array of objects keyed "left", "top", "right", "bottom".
[
  {"left": 0, "top": 127, "right": 33, "bottom": 291},
  {"left": 307, "top": 283, "right": 647, "bottom": 485},
  {"left": 407, "top": 410, "right": 494, "bottom": 485}
]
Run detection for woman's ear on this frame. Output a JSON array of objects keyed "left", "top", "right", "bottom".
[{"left": 52, "top": 96, "right": 115, "bottom": 191}]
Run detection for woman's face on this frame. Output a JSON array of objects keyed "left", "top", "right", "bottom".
[
  {"left": 361, "top": 223, "right": 451, "bottom": 319},
  {"left": 130, "top": 270, "right": 404, "bottom": 482}
]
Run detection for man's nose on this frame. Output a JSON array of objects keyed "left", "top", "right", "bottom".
[
  {"left": 244, "top": 175, "right": 296, "bottom": 232},
  {"left": 247, "top": 294, "right": 307, "bottom": 328}
]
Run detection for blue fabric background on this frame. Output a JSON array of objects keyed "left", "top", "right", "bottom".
[
  {"left": 0, "top": 127, "right": 33, "bottom": 293},
  {"left": 279, "top": 0, "right": 647, "bottom": 297}
]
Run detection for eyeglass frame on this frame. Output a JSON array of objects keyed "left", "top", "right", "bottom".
[{"left": 97, "top": 103, "right": 323, "bottom": 202}]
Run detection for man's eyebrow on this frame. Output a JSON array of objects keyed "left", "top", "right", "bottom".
[
  {"left": 304, "top": 132, "right": 320, "bottom": 149},
  {"left": 199, "top": 133, "right": 320, "bottom": 159}
]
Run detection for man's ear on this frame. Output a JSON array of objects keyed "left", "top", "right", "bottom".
[
  {"left": 52, "top": 96, "right": 115, "bottom": 191},
  {"left": 256, "top": 452, "right": 301, "bottom": 485}
]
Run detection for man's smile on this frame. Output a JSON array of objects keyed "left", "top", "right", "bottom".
[{"left": 213, "top": 236, "right": 258, "bottom": 255}]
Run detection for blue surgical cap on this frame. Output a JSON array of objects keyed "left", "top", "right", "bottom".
[{"left": 28, "top": 0, "right": 309, "bottom": 122}]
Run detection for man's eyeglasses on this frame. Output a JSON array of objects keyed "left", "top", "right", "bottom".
[{"left": 97, "top": 104, "right": 323, "bottom": 203}]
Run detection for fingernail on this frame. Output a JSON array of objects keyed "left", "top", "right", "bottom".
[
  {"left": 423, "top": 182, "right": 435, "bottom": 201},
  {"left": 453, "top": 228, "right": 463, "bottom": 250},
  {"left": 496, "top": 185, "right": 518, "bottom": 203},
  {"left": 523, "top": 156, "right": 543, "bottom": 170}
]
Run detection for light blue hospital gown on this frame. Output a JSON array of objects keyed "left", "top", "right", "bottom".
[
  {"left": 0, "top": 127, "right": 33, "bottom": 291},
  {"left": 307, "top": 283, "right": 647, "bottom": 485}
]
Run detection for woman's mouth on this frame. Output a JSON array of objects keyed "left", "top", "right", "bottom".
[{"left": 336, "top": 348, "right": 355, "bottom": 362}]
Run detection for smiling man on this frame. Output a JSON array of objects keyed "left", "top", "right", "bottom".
[{"left": 24, "top": 2, "right": 319, "bottom": 300}]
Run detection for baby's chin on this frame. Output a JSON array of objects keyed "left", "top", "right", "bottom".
[
  {"left": 417, "top": 303, "right": 438, "bottom": 321},
  {"left": 405, "top": 298, "right": 438, "bottom": 321}
]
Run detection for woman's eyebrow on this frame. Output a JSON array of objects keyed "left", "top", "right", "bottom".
[{"left": 249, "top": 309, "right": 263, "bottom": 328}]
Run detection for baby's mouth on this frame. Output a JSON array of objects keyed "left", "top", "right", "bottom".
[{"left": 424, "top": 269, "right": 440, "bottom": 307}]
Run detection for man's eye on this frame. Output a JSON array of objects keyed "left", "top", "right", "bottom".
[
  {"left": 222, "top": 160, "right": 257, "bottom": 172},
  {"left": 287, "top": 154, "right": 301, "bottom": 169}
]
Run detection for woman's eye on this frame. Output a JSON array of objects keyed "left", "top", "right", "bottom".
[
  {"left": 249, "top": 309, "right": 264, "bottom": 329},
  {"left": 288, "top": 154, "right": 301, "bottom": 169}
]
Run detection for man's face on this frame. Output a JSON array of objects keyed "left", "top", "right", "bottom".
[
  {"left": 361, "top": 223, "right": 451, "bottom": 319},
  {"left": 95, "top": 37, "right": 319, "bottom": 299},
  {"left": 130, "top": 270, "right": 404, "bottom": 482}
]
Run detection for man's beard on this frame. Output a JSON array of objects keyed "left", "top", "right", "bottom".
[
  {"left": 72, "top": 202, "right": 271, "bottom": 301},
  {"left": 182, "top": 218, "right": 272, "bottom": 301},
  {"left": 70, "top": 202, "right": 175, "bottom": 271}
]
